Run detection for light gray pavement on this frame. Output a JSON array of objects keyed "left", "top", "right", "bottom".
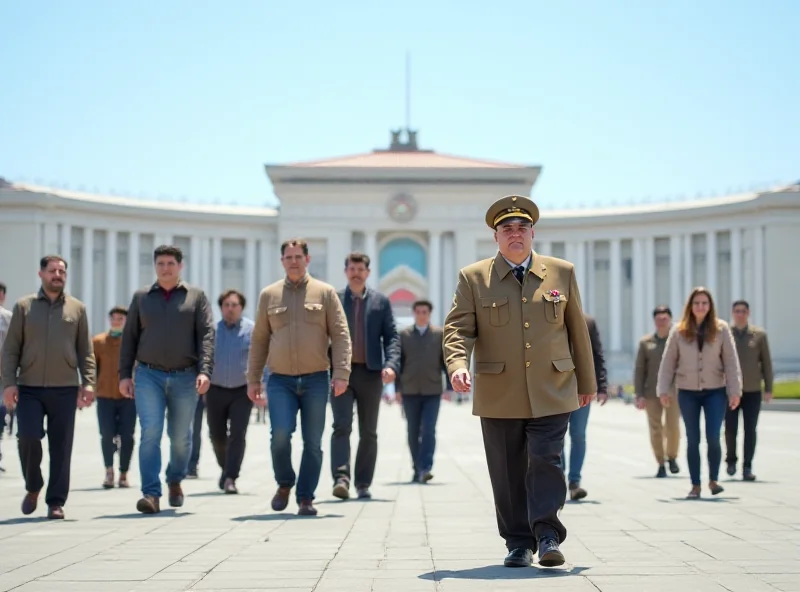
[{"left": 0, "top": 398, "right": 799, "bottom": 592}]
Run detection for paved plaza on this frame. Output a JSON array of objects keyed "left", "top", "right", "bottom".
[{"left": 0, "top": 398, "right": 798, "bottom": 592}]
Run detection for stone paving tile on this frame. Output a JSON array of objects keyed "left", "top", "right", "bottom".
[{"left": 0, "top": 400, "right": 798, "bottom": 591}]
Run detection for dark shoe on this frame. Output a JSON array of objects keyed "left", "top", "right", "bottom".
[
  {"left": 223, "top": 478, "right": 238, "bottom": 494},
  {"left": 538, "top": 537, "right": 565, "bottom": 567},
  {"left": 271, "top": 486, "right": 291, "bottom": 511},
  {"left": 503, "top": 547, "right": 533, "bottom": 567},
  {"left": 168, "top": 482, "right": 184, "bottom": 507},
  {"left": 668, "top": 458, "right": 680, "bottom": 474},
  {"left": 102, "top": 469, "right": 115, "bottom": 489},
  {"left": 332, "top": 478, "right": 350, "bottom": 500},
  {"left": 656, "top": 465, "right": 667, "bottom": 478},
  {"left": 186, "top": 468, "right": 198, "bottom": 479},
  {"left": 743, "top": 469, "right": 756, "bottom": 481},
  {"left": 687, "top": 486, "right": 701, "bottom": 499},
  {"left": 136, "top": 495, "right": 161, "bottom": 514},
  {"left": 726, "top": 462, "right": 736, "bottom": 476},
  {"left": 218, "top": 473, "right": 226, "bottom": 491},
  {"left": 47, "top": 505, "right": 65, "bottom": 520},
  {"left": 419, "top": 470, "right": 433, "bottom": 483},
  {"left": 118, "top": 472, "right": 130, "bottom": 488},
  {"left": 21, "top": 491, "right": 39, "bottom": 515},
  {"left": 356, "top": 486, "right": 372, "bottom": 500},
  {"left": 568, "top": 482, "right": 587, "bottom": 501},
  {"left": 709, "top": 481, "right": 724, "bottom": 495},
  {"left": 298, "top": 499, "right": 318, "bottom": 516}
]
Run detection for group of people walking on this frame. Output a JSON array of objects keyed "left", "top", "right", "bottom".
[{"left": 0, "top": 193, "right": 774, "bottom": 572}]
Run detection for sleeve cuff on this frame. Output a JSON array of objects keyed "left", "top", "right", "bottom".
[{"left": 332, "top": 369, "right": 351, "bottom": 382}]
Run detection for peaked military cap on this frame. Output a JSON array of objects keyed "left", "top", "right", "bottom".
[{"left": 485, "top": 195, "right": 540, "bottom": 229}]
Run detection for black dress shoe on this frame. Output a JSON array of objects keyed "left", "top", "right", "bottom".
[
  {"left": 668, "top": 458, "right": 680, "bottom": 474},
  {"left": 726, "top": 462, "right": 736, "bottom": 476},
  {"left": 743, "top": 468, "right": 756, "bottom": 481},
  {"left": 656, "top": 465, "right": 667, "bottom": 478},
  {"left": 538, "top": 537, "right": 565, "bottom": 567},
  {"left": 503, "top": 547, "right": 533, "bottom": 567}
]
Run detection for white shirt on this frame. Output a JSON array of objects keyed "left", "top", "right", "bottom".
[{"left": 502, "top": 253, "right": 532, "bottom": 273}]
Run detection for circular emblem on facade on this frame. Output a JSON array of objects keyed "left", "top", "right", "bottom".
[{"left": 387, "top": 193, "right": 417, "bottom": 222}]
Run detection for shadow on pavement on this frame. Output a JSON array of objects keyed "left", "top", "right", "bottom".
[
  {"left": 231, "top": 513, "right": 344, "bottom": 521},
  {"left": 419, "top": 565, "right": 589, "bottom": 580},
  {"left": 188, "top": 491, "right": 257, "bottom": 497},
  {"left": 0, "top": 516, "right": 61, "bottom": 525},
  {"left": 315, "top": 498, "right": 393, "bottom": 504},
  {"left": 93, "top": 509, "right": 192, "bottom": 519}
]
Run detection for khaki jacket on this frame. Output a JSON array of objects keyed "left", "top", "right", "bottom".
[
  {"left": 247, "top": 274, "right": 351, "bottom": 383},
  {"left": 732, "top": 325, "right": 773, "bottom": 393},
  {"left": 656, "top": 319, "right": 742, "bottom": 398},
  {"left": 634, "top": 331, "right": 671, "bottom": 398},
  {"left": 93, "top": 332, "right": 123, "bottom": 399},
  {"left": 443, "top": 252, "right": 597, "bottom": 419}
]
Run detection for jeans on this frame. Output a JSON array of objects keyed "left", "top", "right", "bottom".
[
  {"left": 16, "top": 386, "right": 79, "bottom": 507},
  {"left": 678, "top": 387, "right": 728, "bottom": 486},
  {"left": 96, "top": 397, "right": 137, "bottom": 472},
  {"left": 560, "top": 402, "right": 590, "bottom": 484},
  {"left": 188, "top": 396, "right": 206, "bottom": 471},
  {"left": 401, "top": 395, "right": 441, "bottom": 474},
  {"left": 134, "top": 364, "right": 199, "bottom": 497},
  {"left": 267, "top": 371, "right": 329, "bottom": 502}
]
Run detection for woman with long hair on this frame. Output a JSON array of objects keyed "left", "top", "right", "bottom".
[{"left": 657, "top": 287, "right": 742, "bottom": 499}]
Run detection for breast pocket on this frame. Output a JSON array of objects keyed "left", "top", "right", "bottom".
[
  {"left": 542, "top": 293, "right": 568, "bottom": 324},
  {"left": 480, "top": 296, "right": 509, "bottom": 327},
  {"left": 304, "top": 302, "right": 325, "bottom": 325},
  {"left": 268, "top": 306, "right": 289, "bottom": 330}
]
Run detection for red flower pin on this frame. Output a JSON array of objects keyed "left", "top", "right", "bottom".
[{"left": 549, "top": 289, "right": 560, "bottom": 297}]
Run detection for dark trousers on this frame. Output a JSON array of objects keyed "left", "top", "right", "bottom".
[
  {"left": 678, "top": 387, "right": 727, "bottom": 486},
  {"left": 206, "top": 384, "right": 253, "bottom": 480},
  {"left": 330, "top": 364, "right": 383, "bottom": 487},
  {"left": 401, "top": 394, "right": 441, "bottom": 474},
  {"left": 188, "top": 396, "right": 205, "bottom": 471},
  {"left": 480, "top": 413, "right": 570, "bottom": 551},
  {"left": 725, "top": 390, "right": 762, "bottom": 469},
  {"left": 96, "top": 397, "right": 137, "bottom": 472},
  {"left": 16, "top": 386, "right": 78, "bottom": 506}
]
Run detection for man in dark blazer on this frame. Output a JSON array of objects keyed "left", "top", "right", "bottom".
[
  {"left": 331, "top": 252, "right": 400, "bottom": 500},
  {"left": 561, "top": 314, "right": 607, "bottom": 501}
]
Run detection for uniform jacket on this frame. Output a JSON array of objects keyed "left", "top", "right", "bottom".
[
  {"left": 396, "top": 324, "right": 452, "bottom": 395},
  {"left": 443, "top": 252, "right": 597, "bottom": 419},
  {"left": 634, "top": 331, "right": 671, "bottom": 398},
  {"left": 731, "top": 324, "right": 773, "bottom": 393},
  {"left": 656, "top": 319, "right": 742, "bottom": 398},
  {"left": 336, "top": 287, "right": 400, "bottom": 374}
]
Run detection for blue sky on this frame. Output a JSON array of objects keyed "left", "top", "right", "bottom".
[{"left": 2, "top": 1, "right": 798, "bottom": 209}]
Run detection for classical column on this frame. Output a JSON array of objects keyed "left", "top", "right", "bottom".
[
  {"left": 106, "top": 230, "right": 118, "bottom": 310},
  {"left": 454, "top": 230, "right": 476, "bottom": 271},
  {"left": 82, "top": 228, "right": 94, "bottom": 317},
  {"left": 644, "top": 237, "right": 655, "bottom": 314},
  {"left": 706, "top": 231, "right": 717, "bottom": 296},
  {"left": 573, "top": 241, "right": 587, "bottom": 301},
  {"left": 245, "top": 238, "right": 257, "bottom": 314},
  {"left": 585, "top": 240, "right": 595, "bottom": 315},
  {"left": 128, "top": 232, "right": 140, "bottom": 294},
  {"left": 753, "top": 226, "right": 765, "bottom": 325},
  {"left": 326, "top": 231, "right": 350, "bottom": 290},
  {"left": 730, "top": 227, "right": 742, "bottom": 301},
  {"left": 609, "top": 238, "right": 622, "bottom": 351},
  {"left": 189, "top": 236, "right": 201, "bottom": 285},
  {"left": 669, "top": 235, "right": 682, "bottom": 316},
  {"left": 211, "top": 237, "right": 223, "bottom": 318},
  {"left": 429, "top": 231, "right": 442, "bottom": 325},
  {"left": 442, "top": 233, "right": 456, "bottom": 317},
  {"left": 365, "top": 230, "right": 378, "bottom": 287},
  {"left": 631, "top": 238, "right": 645, "bottom": 347},
  {"left": 682, "top": 234, "right": 693, "bottom": 297},
  {"left": 43, "top": 222, "right": 59, "bottom": 254},
  {"left": 537, "top": 240, "right": 552, "bottom": 256},
  {"left": 259, "top": 236, "right": 276, "bottom": 292}
]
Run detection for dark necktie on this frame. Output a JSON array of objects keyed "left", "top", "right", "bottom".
[{"left": 513, "top": 265, "right": 525, "bottom": 285}]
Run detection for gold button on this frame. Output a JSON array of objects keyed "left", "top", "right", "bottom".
[
  {"left": 492, "top": 302, "right": 496, "bottom": 308},
  {"left": 525, "top": 343, "right": 531, "bottom": 349},
  {"left": 525, "top": 361, "right": 531, "bottom": 368},
  {"left": 524, "top": 322, "right": 530, "bottom": 328},
  {"left": 522, "top": 297, "right": 527, "bottom": 303}
]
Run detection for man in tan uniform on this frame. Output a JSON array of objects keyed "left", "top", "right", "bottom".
[
  {"left": 444, "top": 195, "right": 596, "bottom": 569},
  {"left": 247, "top": 239, "right": 352, "bottom": 516},
  {"left": 634, "top": 305, "right": 681, "bottom": 478}
]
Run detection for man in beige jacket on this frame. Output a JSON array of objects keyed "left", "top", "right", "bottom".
[{"left": 444, "top": 195, "right": 596, "bottom": 568}]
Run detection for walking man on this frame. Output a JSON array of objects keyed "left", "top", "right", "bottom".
[
  {"left": 725, "top": 300, "right": 773, "bottom": 480},
  {"left": 1, "top": 256, "right": 96, "bottom": 519},
  {"left": 93, "top": 306, "right": 137, "bottom": 489},
  {"left": 561, "top": 314, "right": 608, "bottom": 501},
  {"left": 634, "top": 305, "right": 681, "bottom": 477},
  {"left": 331, "top": 252, "right": 400, "bottom": 500},
  {"left": 207, "top": 289, "right": 254, "bottom": 494},
  {"left": 119, "top": 245, "right": 215, "bottom": 514},
  {"left": 247, "top": 239, "right": 351, "bottom": 516},
  {"left": 444, "top": 195, "right": 596, "bottom": 568},
  {"left": 395, "top": 299, "right": 452, "bottom": 483}
]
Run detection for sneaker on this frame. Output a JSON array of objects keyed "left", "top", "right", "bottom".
[
  {"left": 568, "top": 481, "right": 587, "bottom": 501},
  {"left": 332, "top": 478, "right": 350, "bottom": 500},
  {"left": 168, "top": 482, "right": 184, "bottom": 507},
  {"left": 102, "top": 469, "right": 115, "bottom": 489}
]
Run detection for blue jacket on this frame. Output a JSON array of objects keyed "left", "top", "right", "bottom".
[{"left": 337, "top": 286, "right": 401, "bottom": 374}]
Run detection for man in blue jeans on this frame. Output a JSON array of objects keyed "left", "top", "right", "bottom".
[
  {"left": 561, "top": 315, "right": 607, "bottom": 501},
  {"left": 247, "top": 239, "right": 351, "bottom": 516},
  {"left": 119, "top": 245, "right": 215, "bottom": 514}
]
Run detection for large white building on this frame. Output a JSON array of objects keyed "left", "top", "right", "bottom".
[{"left": 1, "top": 130, "right": 798, "bottom": 383}]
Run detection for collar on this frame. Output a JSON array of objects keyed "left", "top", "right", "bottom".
[
  {"left": 221, "top": 318, "right": 242, "bottom": 329},
  {"left": 346, "top": 286, "right": 368, "bottom": 300},
  {"left": 148, "top": 280, "right": 188, "bottom": 293},
  {"left": 37, "top": 287, "right": 65, "bottom": 303},
  {"left": 733, "top": 324, "right": 750, "bottom": 335},
  {"left": 284, "top": 273, "right": 310, "bottom": 288},
  {"left": 494, "top": 252, "right": 547, "bottom": 281}
]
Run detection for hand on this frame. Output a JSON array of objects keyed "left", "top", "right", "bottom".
[
  {"left": 332, "top": 378, "right": 348, "bottom": 397},
  {"left": 248, "top": 383, "right": 267, "bottom": 407},
  {"left": 659, "top": 394, "right": 671, "bottom": 407},
  {"left": 635, "top": 396, "right": 646, "bottom": 410},
  {"left": 597, "top": 392, "right": 608, "bottom": 406},
  {"left": 78, "top": 386, "right": 95, "bottom": 409},
  {"left": 578, "top": 394, "right": 595, "bottom": 407},
  {"left": 381, "top": 368, "right": 396, "bottom": 384},
  {"left": 764, "top": 391, "right": 773, "bottom": 403},
  {"left": 729, "top": 395, "right": 741, "bottom": 410},
  {"left": 450, "top": 369, "right": 472, "bottom": 393},
  {"left": 196, "top": 373, "right": 210, "bottom": 395},
  {"left": 3, "top": 386, "right": 18, "bottom": 409},
  {"left": 119, "top": 379, "right": 134, "bottom": 399}
]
